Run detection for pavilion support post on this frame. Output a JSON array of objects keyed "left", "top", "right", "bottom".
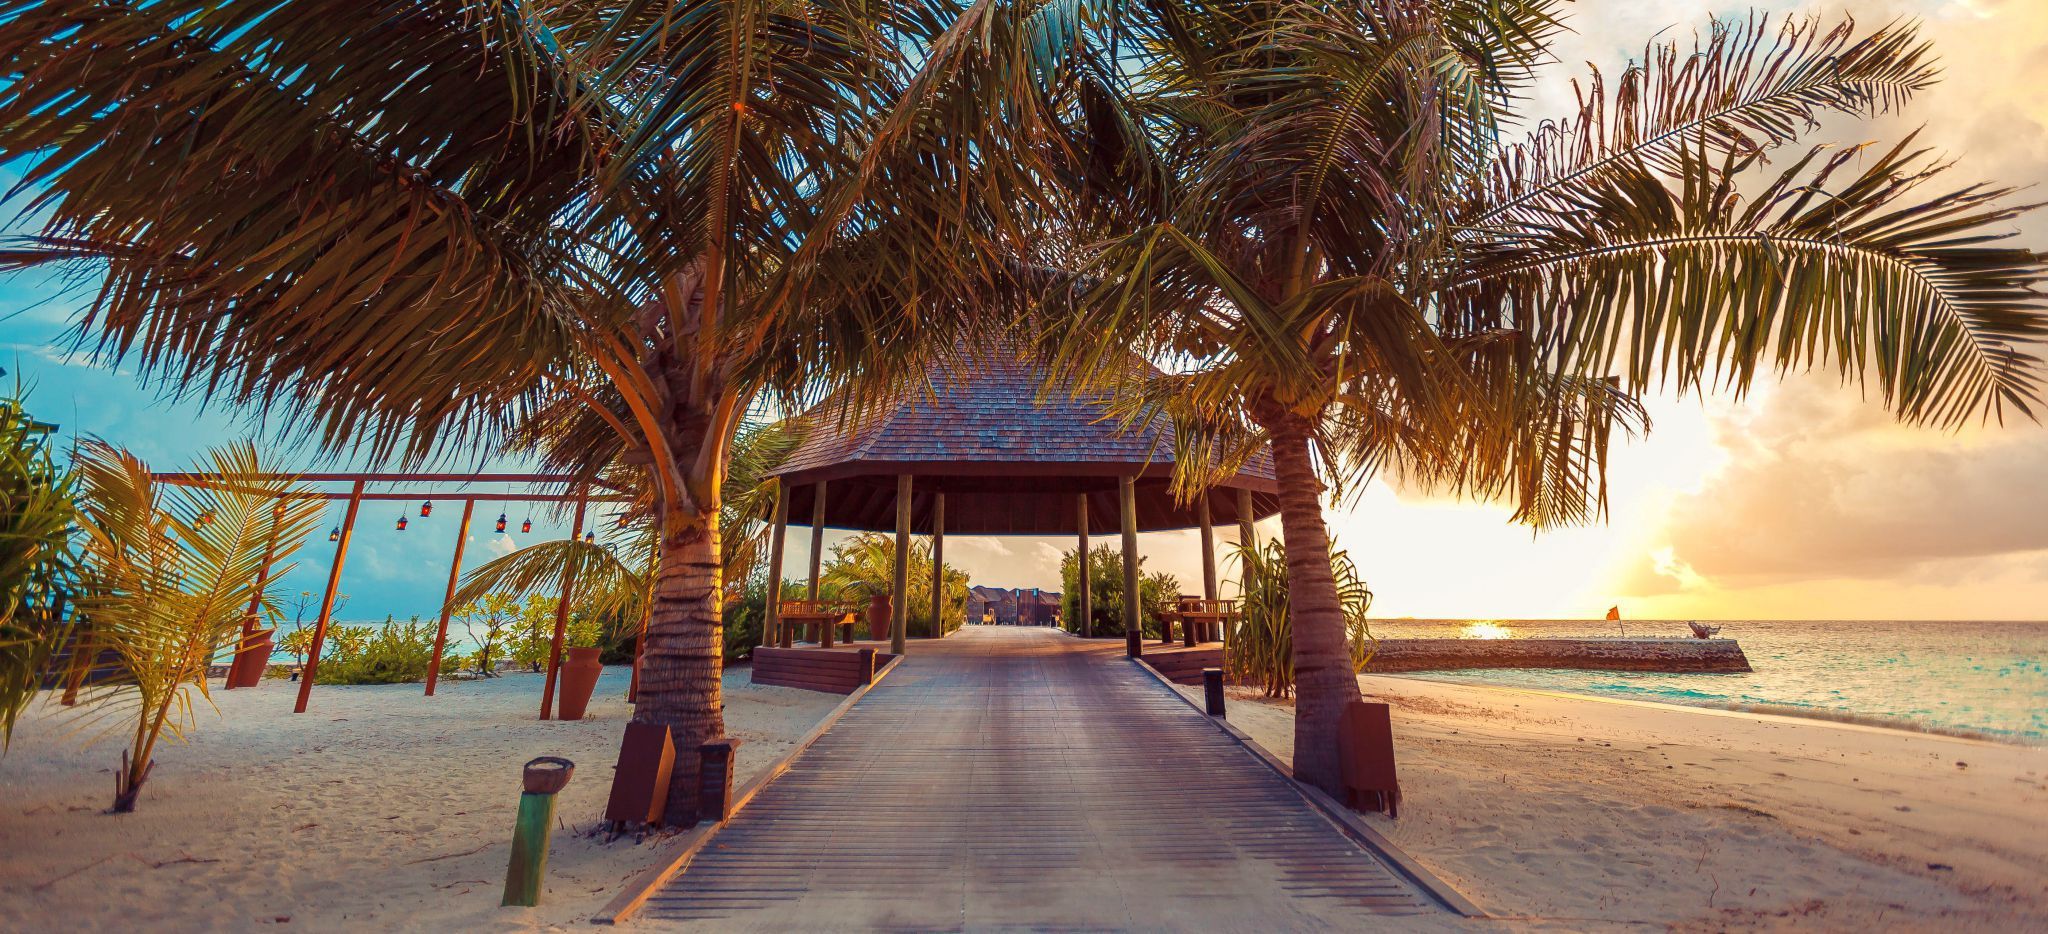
[
  {"left": 807, "top": 481, "right": 827, "bottom": 602},
  {"left": 1197, "top": 496, "right": 1218, "bottom": 644},
  {"left": 1120, "top": 475, "right": 1141, "bottom": 657},
  {"left": 1077, "top": 494, "right": 1092, "bottom": 638},
  {"left": 538, "top": 495, "right": 589, "bottom": 721},
  {"left": 425, "top": 499, "right": 475, "bottom": 696},
  {"left": 892, "top": 474, "right": 911, "bottom": 655},
  {"left": 766, "top": 480, "right": 789, "bottom": 647},
  {"left": 295, "top": 480, "right": 365, "bottom": 714},
  {"left": 930, "top": 492, "right": 946, "bottom": 638}
]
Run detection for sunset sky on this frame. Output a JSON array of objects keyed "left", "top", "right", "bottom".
[{"left": 3, "top": 0, "right": 2045, "bottom": 622}]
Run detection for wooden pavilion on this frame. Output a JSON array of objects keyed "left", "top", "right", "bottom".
[{"left": 759, "top": 351, "right": 1278, "bottom": 665}]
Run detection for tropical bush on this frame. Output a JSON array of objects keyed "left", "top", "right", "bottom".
[
  {"left": 1228, "top": 540, "right": 1375, "bottom": 699},
  {"left": 1057, "top": 544, "right": 1179, "bottom": 640},
  {"left": 70, "top": 441, "right": 318, "bottom": 811},
  {"left": 819, "top": 533, "right": 969, "bottom": 638},
  {"left": 455, "top": 593, "right": 519, "bottom": 677},
  {"left": 0, "top": 388, "right": 75, "bottom": 746},
  {"left": 312, "top": 617, "right": 460, "bottom": 685}
]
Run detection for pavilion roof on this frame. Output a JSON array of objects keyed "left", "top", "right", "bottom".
[{"left": 766, "top": 350, "right": 1277, "bottom": 535}]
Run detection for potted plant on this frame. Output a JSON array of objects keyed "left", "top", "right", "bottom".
[{"left": 555, "top": 615, "right": 604, "bottom": 721}]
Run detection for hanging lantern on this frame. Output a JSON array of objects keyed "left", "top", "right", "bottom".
[
  {"left": 328, "top": 527, "right": 340, "bottom": 543},
  {"left": 274, "top": 503, "right": 288, "bottom": 518},
  {"left": 616, "top": 513, "right": 629, "bottom": 528},
  {"left": 583, "top": 531, "right": 596, "bottom": 543},
  {"left": 420, "top": 500, "right": 434, "bottom": 518},
  {"left": 520, "top": 518, "right": 532, "bottom": 534},
  {"left": 495, "top": 513, "right": 508, "bottom": 533},
  {"left": 396, "top": 515, "right": 409, "bottom": 532},
  {"left": 196, "top": 510, "right": 214, "bottom": 527}
]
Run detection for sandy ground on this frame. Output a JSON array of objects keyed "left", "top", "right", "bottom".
[
  {"left": 1184, "top": 674, "right": 2048, "bottom": 931},
  {"left": 0, "top": 665, "right": 839, "bottom": 932}
]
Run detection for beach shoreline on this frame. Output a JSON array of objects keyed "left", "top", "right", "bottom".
[{"left": 1175, "top": 673, "right": 2048, "bottom": 930}]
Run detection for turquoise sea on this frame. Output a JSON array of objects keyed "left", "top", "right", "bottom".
[{"left": 1370, "top": 619, "right": 2048, "bottom": 745}]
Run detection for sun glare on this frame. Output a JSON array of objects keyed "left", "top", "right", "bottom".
[{"left": 1460, "top": 621, "right": 1515, "bottom": 640}]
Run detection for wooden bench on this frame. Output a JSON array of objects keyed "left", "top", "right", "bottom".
[
  {"left": 1174, "top": 597, "right": 1240, "bottom": 645},
  {"left": 777, "top": 600, "right": 858, "bottom": 648}
]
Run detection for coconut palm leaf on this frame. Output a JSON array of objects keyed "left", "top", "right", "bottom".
[{"left": 0, "top": 388, "right": 75, "bottom": 746}]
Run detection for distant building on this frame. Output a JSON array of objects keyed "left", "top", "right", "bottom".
[{"left": 966, "top": 586, "right": 1062, "bottom": 626}]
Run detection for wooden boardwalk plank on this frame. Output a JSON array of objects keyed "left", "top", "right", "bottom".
[{"left": 635, "top": 626, "right": 1446, "bottom": 931}]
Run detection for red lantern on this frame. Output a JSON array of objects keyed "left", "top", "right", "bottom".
[
  {"left": 396, "top": 515, "right": 408, "bottom": 532},
  {"left": 420, "top": 500, "right": 434, "bottom": 518},
  {"left": 328, "top": 527, "right": 340, "bottom": 543},
  {"left": 520, "top": 518, "right": 532, "bottom": 534},
  {"left": 583, "top": 531, "right": 596, "bottom": 543},
  {"left": 495, "top": 513, "right": 508, "bottom": 533}
]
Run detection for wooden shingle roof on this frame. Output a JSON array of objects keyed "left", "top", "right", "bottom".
[{"left": 768, "top": 352, "right": 1277, "bottom": 535}]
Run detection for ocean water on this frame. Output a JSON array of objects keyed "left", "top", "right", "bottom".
[{"left": 1367, "top": 619, "right": 2048, "bottom": 745}]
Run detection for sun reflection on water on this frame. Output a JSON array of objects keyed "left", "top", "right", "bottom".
[{"left": 1460, "top": 621, "right": 1515, "bottom": 640}]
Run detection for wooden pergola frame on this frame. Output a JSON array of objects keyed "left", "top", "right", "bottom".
[{"left": 151, "top": 471, "right": 634, "bottom": 719}]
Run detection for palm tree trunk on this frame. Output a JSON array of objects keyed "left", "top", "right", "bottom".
[
  {"left": 1266, "top": 411, "right": 1362, "bottom": 798},
  {"left": 635, "top": 508, "right": 726, "bottom": 823}
]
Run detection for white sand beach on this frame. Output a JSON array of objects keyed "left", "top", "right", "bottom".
[
  {"left": 1198, "top": 674, "right": 2048, "bottom": 931},
  {"left": 0, "top": 667, "right": 838, "bottom": 932}
]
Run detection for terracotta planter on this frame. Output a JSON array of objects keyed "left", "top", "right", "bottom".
[
  {"left": 866, "top": 594, "right": 892, "bottom": 641},
  {"left": 556, "top": 647, "right": 603, "bottom": 721},
  {"left": 229, "top": 629, "right": 274, "bottom": 688}
]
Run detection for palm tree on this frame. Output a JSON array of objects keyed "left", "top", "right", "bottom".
[
  {"left": 68, "top": 441, "right": 321, "bottom": 810},
  {"left": 1018, "top": 6, "right": 2048, "bottom": 796},
  {"left": 0, "top": 1, "right": 1029, "bottom": 816}
]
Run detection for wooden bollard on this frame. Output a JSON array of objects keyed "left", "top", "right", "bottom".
[
  {"left": 1202, "top": 668, "right": 1226, "bottom": 717},
  {"left": 697, "top": 740, "right": 740, "bottom": 824},
  {"left": 503, "top": 756, "right": 574, "bottom": 907}
]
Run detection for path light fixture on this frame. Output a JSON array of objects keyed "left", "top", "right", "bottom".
[
  {"left": 420, "top": 499, "right": 434, "bottom": 517},
  {"left": 496, "top": 513, "right": 508, "bottom": 533},
  {"left": 521, "top": 517, "right": 532, "bottom": 534},
  {"left": 328, "top": 526, "right": 340, "bottom": 543},
  {"left": 396, "top": 515, "right": 409, "bottom": 532}
]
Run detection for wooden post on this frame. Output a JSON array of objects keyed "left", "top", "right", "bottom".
[
  {"left": 425, "top": 499, "right": 475, "bottom": 697},
  {"left": 930, "top": 492, "right": 945, "bottom": 638},
  {"left": 807, "top": 480, "right": 828, "bottom": 600},
  {"left": 1198, "top": 495, "right": 1219, "bottom": 604},
  {"left": 766, "top": 479, "right": 788, "bottom": 646},
  {"left": 1120, "top": 475, "right": 1141, "bottom": 657},
  {"left": 1077, "top": 494, "right": 1092, "bottom": 638},
  {"left": 891, "top": 474, "right": 911, "bottom": 655},
  {"left": 538, "top": 495, "right": 589, "bottom": 721},
  {"left": 1236, "top": 487, "right": 1257, "bottom": 596},
  {"left": 295, "top": 480, "right": 364, "bottom": 714},
  {"left": 503, "top": 757, "right": 574, "bottom": 907}
]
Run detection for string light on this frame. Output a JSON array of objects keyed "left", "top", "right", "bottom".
[
  {"left": 495, "top": 513, "right": 508, "bottom": 533},
  {"left": 396, "top": 515, "right": 408, "bottom": 532},
  {"left": 419, "top": 500, "right": 434, "bottom": 518}
]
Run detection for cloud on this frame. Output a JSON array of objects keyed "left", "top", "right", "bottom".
[
  {"left": 1643, "top": 375, "right": 2048, "bottom": 585},
  {"left": 486, "top": 534, "right": 518, "bottom": 558}
]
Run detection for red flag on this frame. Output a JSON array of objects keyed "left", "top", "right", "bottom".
[{"left": 1605, "top": 605, "right": 1621, "bottom": 621}]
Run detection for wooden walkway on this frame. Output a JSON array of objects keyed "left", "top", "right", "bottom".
[{"left": 636, "top": 626, "right": 1445, "bottom": 930}]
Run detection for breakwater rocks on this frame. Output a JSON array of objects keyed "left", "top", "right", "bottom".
[{"left": 1361, "top": 638, "right": 1752, "bottom": 674}]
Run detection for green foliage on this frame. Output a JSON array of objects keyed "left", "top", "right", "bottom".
[
  {"left": 819, "top": 533, "right": 969, "bottom": 638},
  {"left": 313, "top": 616, "right": 459, "bottom": 685},
  {"left": 0, "top": 389, "right": 75, "bottom": 745},
  {"left": 509, "top": 595, "right": 559, "bottom": 673},
  {"left": 1057, "top": 544, "right": 1180, "bottom": 639},
  {"left": 454, "top": 592, "right": 519, "bottom": 677},
  {"left": 1227, "top": 540, "right": 1375, "bottom": 699}
]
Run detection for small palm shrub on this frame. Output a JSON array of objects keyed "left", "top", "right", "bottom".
[
  {"left": 71, "top": 441, "right": 319, "bottom": 811},
  {"left": 1058, "top": 544, "right": 1179, "bottom": 638},
  {"left": 1228, "top": 540, "right": 1375, "bottom": 698}
]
